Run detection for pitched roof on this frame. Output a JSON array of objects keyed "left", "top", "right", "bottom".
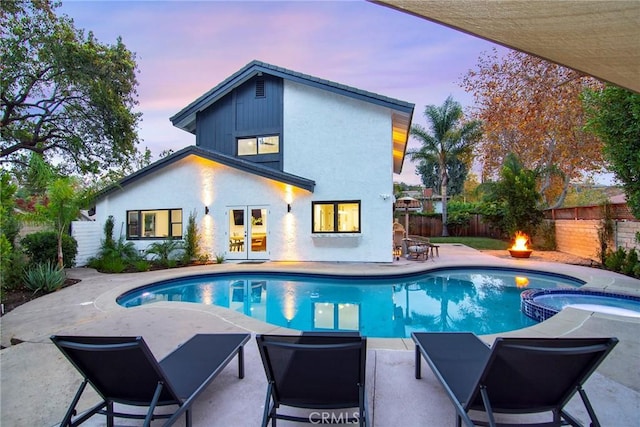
[
  {"left": 96, "top": 146, "right": 315, "bottom": 199},
  {"left": 170, "top": 60, "right": 414, "bottom": 173}
]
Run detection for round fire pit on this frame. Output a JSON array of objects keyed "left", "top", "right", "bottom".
[{"left": 509, "top": 249, "right": 533, "bottom": 258}]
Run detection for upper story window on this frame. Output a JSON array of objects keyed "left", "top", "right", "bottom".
[
  {"left": 127, "top": 209, "right": 182, "bottom": 239},
  {"left": 237, "top": 135, "right": 279, "bottom": 156},
  {"left": 312, "top": 201, "right": 361, "bottom": 233}
]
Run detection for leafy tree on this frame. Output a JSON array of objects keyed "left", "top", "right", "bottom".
[
  {"left": 415, "top": 156, "right": 468, "bottom": 196},
  {"left": 22, "top": 155, "right": 92, "bottom": 267},
  {"left": 461, "top": 49, "right": 605, "bottom": 208},
  {"left": 0, "top": 172, "right": 20, "bottom": 247},
  {"left": 0, "top": 0, "right": 141, "bottom": 175},
  {"left": 479, "top": 153, "right": 543, "bottom": 238},
  {"left": 1, "top": 172, "right": 21, "bottom": 290},
  {"left": 409, "top": 96, "right": 482, "bottom": 236},
  {"left": 583, "top": 85, "right": 640, "bottom": 218}
]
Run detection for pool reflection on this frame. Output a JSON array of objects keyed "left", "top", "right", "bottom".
[{"left": 119, "top": 270, "right": 581, "bottom": 338}]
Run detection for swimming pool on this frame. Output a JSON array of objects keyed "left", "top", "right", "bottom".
[{"left": 117, "top": 268, "right": 583, "bottom": 338}]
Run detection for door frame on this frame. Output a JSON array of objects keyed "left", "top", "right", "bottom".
[{"left": 226, "top": 205, "right": 269, "bottom": 260}]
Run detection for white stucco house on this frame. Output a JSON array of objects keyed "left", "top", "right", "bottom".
[{"left": 93, "top": 60, "right": 414, "bottom": 263}]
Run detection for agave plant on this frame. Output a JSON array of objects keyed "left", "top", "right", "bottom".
[{"left": 23, "top": 261, "right": 66, "bottom": 293}]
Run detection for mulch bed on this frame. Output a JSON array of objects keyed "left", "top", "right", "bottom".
[{"left": 1, "top": 278, "right": 80, "bottom": 316}]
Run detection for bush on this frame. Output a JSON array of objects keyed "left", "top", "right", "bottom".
[
  {"left": 133, "top": 259, "right": 151, "bottom": 272},
  {"left": 98, "top": 256, "right": 127, "bottom": 273},
  {"left": 146, "top": 239, "right": 184, "bottom": 267},
  {"left": 23, "top": 261, "right": 66, "bottom": 293},
  {"left": 21, "top": 231, "right": 77, "bottom": 267},
  {"left": 533, "top": 221, "right": 556, "bottom": 251},
  {"left": 604, "top": 247, "right": 626, "bottom": 272},
  {"left": 182, "top": 211, "right": 201, "bottom": 264},
  {"left": 215, "top": 253, "right": 225, "bottom": 264},
  {"left": 622, "top": 249, "right": 639, "bottom": 277}
]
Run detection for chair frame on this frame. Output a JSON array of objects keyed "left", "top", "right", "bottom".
[
  {"left": 51, "top": 333, "right": 250, "bottom": 427},
  {"left": 256, "top": 333, "right": 368, "bottom": 426},
  {"left": 412, "top": 332, "right": 618, "bottom": 427}
]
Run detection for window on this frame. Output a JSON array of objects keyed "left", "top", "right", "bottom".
[
  {"left": 237, "top": 135, "right": 279, "bottom": 156},
  {"left": 126, "top": 209, "right": 182, "bottom": 239},
  {"left": 313, "top": 302, "right": 360, "bottom": 330},
  {"left": 312, "top": 201, "right": 360, "bottom": 233}
]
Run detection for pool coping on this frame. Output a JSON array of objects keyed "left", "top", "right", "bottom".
[{"left": 2, "top": 245, "right": 639, "bottom": 426}]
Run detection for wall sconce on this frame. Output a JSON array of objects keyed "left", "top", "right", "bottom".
[
  {"left": 204, "top": 206, "right": 210, "bottom": 215},
  {"left": 287, "top": 203, "right": 291, "bottom": 213}
]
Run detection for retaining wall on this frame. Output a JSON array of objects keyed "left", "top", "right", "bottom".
[{"left": 554, "top": 219, "right": 640, "bottom": 261}]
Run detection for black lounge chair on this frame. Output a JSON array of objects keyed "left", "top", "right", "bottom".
[
  {"left": 51, "top": 333, "right": 250, "bottom": 427},
  {"left": 412, "top": 332, "right": 618, "bottom": 427},
  {"left": 256, "top": 333, "right": 368, "bottom": 426}
]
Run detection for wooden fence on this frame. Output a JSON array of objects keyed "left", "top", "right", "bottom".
[
  {"left": 543, "top": 203, "right": 635, "bottom": 220},
  {"left": 401, "top": 202, "right": 637, "bottom": 239},
  {"left": 401, "top": 214, "right": 499, "bottom": 238}
]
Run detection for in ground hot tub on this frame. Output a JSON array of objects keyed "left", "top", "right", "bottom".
[{"left": 521, "top": 288, "right": 640, "bottom": 322}]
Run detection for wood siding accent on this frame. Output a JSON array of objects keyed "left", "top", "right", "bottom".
[{"left": 196, "top": 75, "right": 283, "bottom": 170}]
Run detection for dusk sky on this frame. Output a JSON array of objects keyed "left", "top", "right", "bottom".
[{"left": 59, "top": 0, "right": 508, "bottom": 185}]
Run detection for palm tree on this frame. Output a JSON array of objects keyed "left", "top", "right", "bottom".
[{"left": 409, "top": 96, "right": 482, "bottom": 236}]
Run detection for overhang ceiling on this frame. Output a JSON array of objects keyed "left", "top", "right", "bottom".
[{"left": 371, "top": 1, "right": 640, "bottom": 93}]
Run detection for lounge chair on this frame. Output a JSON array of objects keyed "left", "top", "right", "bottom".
[
  {"left": 256, "top": 333, "right": 368, "bottom": 426},
  {"left": 405, "top": 238, "right": 429, "bottom": 260},
  {"left": 51, "top": 333, "right": 250, "bottom": 427},
  {"left": 412, "top": 332, "right": 618, "bottom": 427}
]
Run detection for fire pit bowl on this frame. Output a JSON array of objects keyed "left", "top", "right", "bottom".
[
  {"left": 509, "top": 249, "right": 533, "bottom": 258},
  {"left": 509, "top": 231, "right": 532, "bottom": 258}
]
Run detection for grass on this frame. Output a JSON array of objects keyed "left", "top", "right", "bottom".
[{"left": 426, "top": 236, "right": 510, "bottom": 250}]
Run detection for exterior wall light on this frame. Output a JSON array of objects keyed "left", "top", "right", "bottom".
[
  {"left": 205, "top": 206, "right": 210, "bottom": 215},
  {"left": 287, "top": 203, "right": 292, "bottom": 213}
]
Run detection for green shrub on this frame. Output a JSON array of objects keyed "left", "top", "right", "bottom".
[
  {"left": 182, "top": 211, "right": 201, "bottom": 264},
  {"left": 23, "top": 261, "right": 66, "bottom": 293},
  {"left": 20, "top": 231, "right": 78, "bottom": 267},
  {"left": 604, "top": 247, "right": 627, "bottom": 273},
  {"left": 215, "top": 253, "right": 225, "bottom": 264},
  {"left": 99, "top": 256, "right": 127, "bottom": 273},
  {"left": 533, "top": 221, "right": 556, "bottom": 251},
  {"left": 133, "top": 259, "right": 151, "bottom": 272},
  {"left": 622, "top": 249, "right": 639, "bottom": 277},
  {"left": 146, "top": 239, "right": 184, "bottom": 267}
]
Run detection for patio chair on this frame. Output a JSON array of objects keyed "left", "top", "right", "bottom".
[
  {"left": 51, "top": 333, "right": 250, "bottom": 427},
  {"left": 256, "top": 333, "right": 368, "bottom": 426},
  {"left": 405, "top": 238, "right": 429, "bottom": 260},
  {"left": 412, "top": 332, "right": 618, "bottom": 427}
]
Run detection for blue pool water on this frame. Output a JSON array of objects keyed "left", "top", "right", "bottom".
[{"left": 117, "top": 268, "right": 584, "bottom": 338}]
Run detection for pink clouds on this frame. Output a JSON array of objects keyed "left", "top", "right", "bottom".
[{"left": 59, "top": 0, "right": 503, "bottom": 184}]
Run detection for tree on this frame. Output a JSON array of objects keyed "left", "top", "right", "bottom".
[
  {"left": 461, "top": 49, "right": 605, "bottom": 208},
  {"left": 1, "top": 0, "right": 141, "bottom": 175},
  {"left": 415, "top": 156, "right": 468, "bottom": 196},
  {"left": 409, "top": 96, "right": 482, "bottom": 236},
  {"left": 22, "top": 154, "right": 91, "bottom": 268},
  {"left": 480, "top": 153, "right": 543, "bottom": 238},
  {"left": 583, "top": 85, "right": 640, "bottom": 218}
]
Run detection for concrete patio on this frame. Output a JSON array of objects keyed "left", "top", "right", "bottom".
[{"left": 1, "top": 245, "right": 639, "bottom": 426}]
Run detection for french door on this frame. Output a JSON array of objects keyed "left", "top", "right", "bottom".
[{"left": 227, "top": 206, "right": 268, "bottom": 260}]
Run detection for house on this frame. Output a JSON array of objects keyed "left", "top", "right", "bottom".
[{"left": 92, "top": 60, "right": 414, "bottom": 263}]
